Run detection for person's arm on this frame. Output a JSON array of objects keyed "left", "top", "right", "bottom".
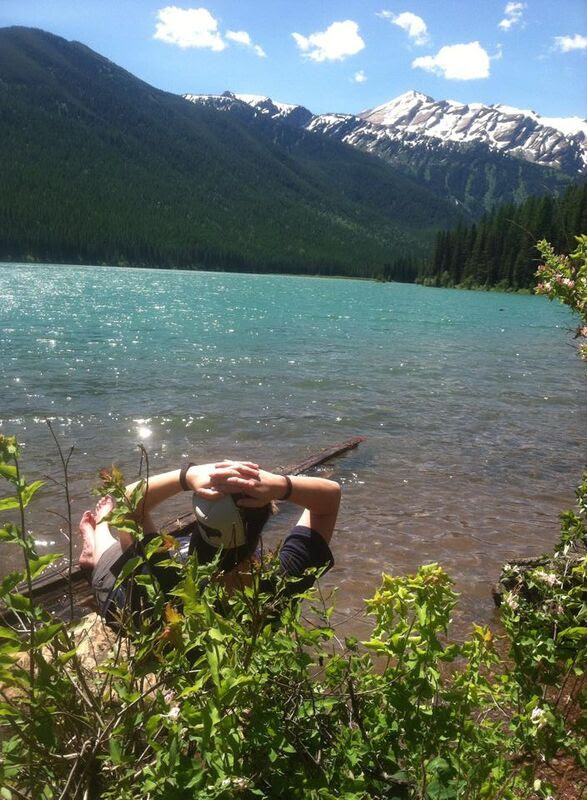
[
  {"left": 125, "top": 461, "right": 260, "bottom": 530},
  {"left": 212, "top": 470, "right": 341, "bottom": 544}
]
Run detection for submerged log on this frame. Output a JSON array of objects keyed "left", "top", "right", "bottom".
[{"left": 3, "top": 436, "right": 365, "bottom": 619}]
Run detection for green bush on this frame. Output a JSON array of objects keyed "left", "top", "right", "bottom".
[{"left": 0, "top": 434, "right": 585, "bottom": 799}]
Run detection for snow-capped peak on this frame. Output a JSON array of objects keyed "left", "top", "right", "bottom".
[
  {"left": 183, "top": 88, "right": 586, "bottom": 175},
  {"left": 353, "top": 91, "right": 586, "bottom": 171}
]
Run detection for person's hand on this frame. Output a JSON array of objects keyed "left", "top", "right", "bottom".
[
  {"left": 211, "top": 468, "right": 287, "bottom": 508},
  {"left": 188, "top": 460, "right": 260, "bottom": 499}
]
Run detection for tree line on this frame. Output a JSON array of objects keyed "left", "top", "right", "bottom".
[{"left": 419, "top": 183, "right": 587, "bottom": 290}]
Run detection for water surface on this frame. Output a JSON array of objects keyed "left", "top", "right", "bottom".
[{"left": 1, "top": 263, "right": 585, "bottom": 637}]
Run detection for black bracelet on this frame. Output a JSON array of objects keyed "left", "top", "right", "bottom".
[
  {"left": 280, "top": 475, "right": 293, "bottom": 501},
  {"left": 179, "top": 462, "right": 195, "bottom": 491}
]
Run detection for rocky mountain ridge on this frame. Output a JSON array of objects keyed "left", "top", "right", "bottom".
[{"left": 185, "top": 90, "right": 587, "bottom": 177}]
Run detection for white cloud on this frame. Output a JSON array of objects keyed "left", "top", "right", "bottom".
[
  {"left": 378, "top": 10, "right": 429, "bottom": 45},
  {"left": 498, "top": 2, "right": 526, "bottom": 31},
  {"left": 226, "top": 30, "right": 250, "bottom": 45},
  {"left": 292, "top": 20, "right": 365, "bottom": 62},
  {"left": 412, "top": 41, "right": 491, "bottom": 80},
  {"left": 353, "top": 70, "right": 367, "bottom": 83},
  {"left": 554, "top": 33, "right": 587, "bottom": 52},
  {"left": 226, "top": 29, "right": 266, "bottom": 57},
  {"left": 154, "top": 6, "right": 226, "bottom": 50}
]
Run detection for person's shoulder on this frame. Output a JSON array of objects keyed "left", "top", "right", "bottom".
[{"left": 279, "top": 524, "right": 334, "bottom": 577}]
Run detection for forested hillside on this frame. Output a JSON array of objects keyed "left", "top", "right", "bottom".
[
  {"left": 421, "top": 183, "right": 587, "bottom": 290},
  {"left": 0, "top": 26, "right": 462, "bottom": 277}
]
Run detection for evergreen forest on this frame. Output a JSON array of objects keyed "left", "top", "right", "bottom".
[
  {"left": 0, "top": 26, "right": 461, "bottom": 278},
  {"left": 419, "top": 183, "right": 587, "bottom": 290}
]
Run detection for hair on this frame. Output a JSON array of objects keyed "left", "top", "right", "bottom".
[{"left": 190, "top": 499, "right": 275, "bottom": 573}]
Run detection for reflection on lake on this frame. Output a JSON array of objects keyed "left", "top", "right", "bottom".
[{"left": 1, "top": 263, "right": 585, "bottom": 637}]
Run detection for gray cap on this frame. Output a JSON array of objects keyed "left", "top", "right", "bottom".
[{"left": 192, "top": 494, "right": 246, "bottom": 549}]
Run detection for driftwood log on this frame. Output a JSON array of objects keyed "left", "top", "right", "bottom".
[{"left": 3, "top": 436, "right": 365, "bottom": 621}]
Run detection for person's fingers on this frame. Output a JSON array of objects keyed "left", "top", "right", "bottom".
[
  {"left": 215, "top": 460, "right": 259, "bottom": 470},
  {"left": 210, "top": 466, "right": 259, "bottom": 483},
  {"left": 195, "top": 487, "right": 224, "bottom": 499},
  {"left": 223, "top": 476, "right": 262, "bottom": 493},
  {"left": 211, "top": 466, "right": 259, "bottom": 478}
]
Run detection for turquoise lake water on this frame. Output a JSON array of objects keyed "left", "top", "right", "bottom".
[{"left": 1, "top": 263, "right": 585, "bottom": 634}]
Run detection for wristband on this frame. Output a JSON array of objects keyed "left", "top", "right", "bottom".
[
  {"left": 179, "top": 462, "right": 195, "bottom": 492},
  {"left": 280, "top": 475, "right": 293, "bottom": 501}
]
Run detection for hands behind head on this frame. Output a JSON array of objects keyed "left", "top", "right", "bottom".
[
  {"left": 191, "top": 461, "right": 283, "bottom": 508},
  {"left": 189, "top": 460, "right": 260, "bottom": 501}
]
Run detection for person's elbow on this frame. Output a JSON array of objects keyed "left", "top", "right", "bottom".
[{"left": 325, "top": 479, "right": 341, "bottom": 514}]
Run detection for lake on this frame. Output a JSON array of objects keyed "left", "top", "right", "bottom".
[{"left": 1, "top": 262, "right": 585, "bottom": 637}]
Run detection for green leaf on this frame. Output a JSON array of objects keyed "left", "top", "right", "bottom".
[
  {"left": 114, "top": 556, "right": 143, "bottom": 585},
  {"left": 0, "top": 464, "right": 17, "bottom": 481},
  {"left": 57, "top": 648, "right": 78, "bottom": 664},
  {"left": 207, "top": 646, "right": 220, "bottom": 688},
  {"left": 0, "top": 570, "right": 24, "bottom": 596},
  {"left": 29, "top": 553, "right": 63, "bottom": 580},
  {"left": 32, "top": 622, "right": 63, "bottom": 647},
  {"left": 20, "top": 480, "right": 45, "bottom": 508},
  {"left": 0, "top": 626, "right": 21, "bottom": 643},
  {"left": 3, "top": 592, "right": 32, "bottom": 613},
  {"left": 0, "top": 496, "right": 19, "bottom": 512},
  {"left": 0, "top": 524, "right": 20, "bottom": 543},
  {"left": 109, "top": 738, "right": 122, "bottom": 765},
  {"left": 558, "top": 626, "right": 587, "bottom": 641}
]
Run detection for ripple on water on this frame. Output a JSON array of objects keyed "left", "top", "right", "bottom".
[{"left": 0, "top": 264, "right": 585, "bottom": 636}]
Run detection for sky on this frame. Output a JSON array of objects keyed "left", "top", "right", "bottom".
[{"left": 1, "top": 0, "right": 586, "bottom": 118}]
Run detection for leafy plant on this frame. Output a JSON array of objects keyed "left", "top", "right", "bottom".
[
  {"left": 535, "top": 234, "right": 587, "bottom": 360},
  {"left": 0, "top": 433, "right": 584, "bottom": 799}
]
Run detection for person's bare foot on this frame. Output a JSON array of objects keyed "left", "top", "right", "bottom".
[
  {"left": 95, "top": 495, "right": 115, "bottom": 524},
  {"left": 78, "top": 510, "right": 96, "bottom": 569}
]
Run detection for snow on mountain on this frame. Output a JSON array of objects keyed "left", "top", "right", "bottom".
[
  {"left": 184, "top": 90, "right": 587, "bottom": 175},
  {"left": 184, "top": 91, "right": 313, "bottom": 127},
  {"left": 356, "top": 91, "right": 586, "bottom": 173}
]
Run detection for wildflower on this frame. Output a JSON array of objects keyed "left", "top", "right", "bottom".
[
  {"left": 533, "top": 570, "right": 559, "bottom": 587},
  {"left": 503, "top": 592, "right": 519, "bottom": 611},
  {"left": 163, "top": 689, "right": 176, "bottom": 705},
  {"left": 580, "top": 326, "right": 587, "bottom": 338},
  {"left": 543, "top": 281, "right": 552, "bottom": 292},
  {"left": 167, "top": 705, "right": 180, "bottom": 720},
  {"left": 221, "top": 777, "right": 249, "bottom": 790},
  {"left": 530, "top": 707, "right": 547, "bottom": 728},
  {"left": 543, "top": 598, "right": 563, "bottom": 615},
  {"left": 561, "top": 277, "right": 575, "bottom": 288}
]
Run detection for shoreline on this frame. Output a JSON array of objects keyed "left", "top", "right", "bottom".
[{"left": 1, "top": 259, "right": 540, "bottom": 293}]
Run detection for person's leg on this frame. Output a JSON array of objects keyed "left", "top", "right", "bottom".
[
  {"left": 78, "top": 511, "right": 98, "bottom": 570},
  {"left": 78, "top": 496, "right": 131, "bottom": 569},
  {"left": 92, "top": 496, "right": 123, "bottom": 564}
]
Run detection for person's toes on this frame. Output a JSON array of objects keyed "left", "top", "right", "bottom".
[
  {"left": 79, "top": 510, "right": 96, "bottom": 533},
  {"left": 95, "top": 495, "right": 115, "bottom": 524}
]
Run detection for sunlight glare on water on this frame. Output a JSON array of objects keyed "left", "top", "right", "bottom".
[{"left": 1, "top": 262, "right": 585, "bottom": 635}]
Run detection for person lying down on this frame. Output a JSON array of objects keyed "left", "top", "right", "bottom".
[{"left": 78, "top": 460, "right": 341, "bottom": 627}]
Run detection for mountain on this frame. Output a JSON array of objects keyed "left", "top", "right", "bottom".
[
  {"left": 356, "top": 91, "right": 587, "bottom": 174},
  {"left": 186, "top": 91, "right": 582, "bottom": 218},
  {"left": 0, "top": 27, "right": 463, "bottom": 276}
]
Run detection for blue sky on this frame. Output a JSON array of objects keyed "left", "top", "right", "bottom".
[{"left": 1, "top": 1, "right": 586, "bottom": 118}]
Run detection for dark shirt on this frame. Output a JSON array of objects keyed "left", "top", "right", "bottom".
[{"left": 92, "top": 524, "right": 334, "bottom": 624}]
